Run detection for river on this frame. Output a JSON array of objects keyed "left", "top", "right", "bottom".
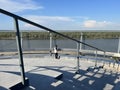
[{"left": 0, "top": 39, "right": 119, "bottom": 52}]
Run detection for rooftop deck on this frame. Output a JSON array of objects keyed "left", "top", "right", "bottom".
[
  {"left": 0, "top": 54, "right": 120, "bottom": 90},
  {"left": 0, "top": 8, "right": 120, "bottom": 90}
]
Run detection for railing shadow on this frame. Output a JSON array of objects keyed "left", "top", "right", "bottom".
[
  {"left": 1, "top": 64, "right": 120, "bottom": 90},
  {"left": 26, "top": 65, "right": 120, "bottom": 90},
  {"left": 0, "top": 86, "right": 8, "bottom": 90}
]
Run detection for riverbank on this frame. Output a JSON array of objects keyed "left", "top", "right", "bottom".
[{"left": 0, "top": 31, "right": 120, "bottom": 40}]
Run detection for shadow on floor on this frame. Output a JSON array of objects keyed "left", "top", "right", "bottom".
[{"left": 1, "top": 65, "right": 120, "bottom": 90}]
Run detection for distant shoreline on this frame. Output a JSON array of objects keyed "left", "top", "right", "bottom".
[{"left": 0, "top": 31, "right": 120, "bottom": 40}]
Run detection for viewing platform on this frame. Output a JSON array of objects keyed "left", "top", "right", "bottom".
[
  {"left": 0, "top": 8, "right": 120, "bottom": 90},
  {"left": 0, "top": 54, "right": 120, "bottom": 90}
]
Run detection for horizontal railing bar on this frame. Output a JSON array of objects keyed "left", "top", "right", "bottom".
[{"left": 0, "top": 8, "right": 105, "bottom": 52}]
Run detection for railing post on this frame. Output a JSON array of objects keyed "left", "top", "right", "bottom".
[
  {"left": 80, "top": 32, "right": 83, "bottom": 51},
  {"left": 95, "top": 50, "right": 97, "bottom": 67},
  {"left": 117, "top": 63, "right": 119, "bottom": 70},
  {"left": 83, "top": 34, "right": 85, "bottom": 49},
  {"left": 118, "top": 37, "right": 120, "bottom": 53},
  {"left": 113, "top": 60, "right": 115, "bottom": 68},
  {"left": 21, "top": 32, "right": 23, "bottom": 48},
  {"left": 109, "top": 61, "right": 111, "bottom": 67},
  {"left": 76, "top": 42, "right": 80, "bottom": 74},
  {"left": 103, "top": 52, "right": 106, "bottom": 67},
  {"left": 14, "top": 18, "right": 26, "bottom": 85},
  {"left": 49, "top": 32, "right": 52, "bottom": 56}
]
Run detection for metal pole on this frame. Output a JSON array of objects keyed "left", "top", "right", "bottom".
[
  {"left": 49, "top": 32, "right": 52, "bottom": 56},
  {"left": 80, "top": 32, "right": 83, "bottom": 51},
  {"left": 109, "top": 60, "right": 111, "bottom": 67},
  {"left": 117, "top": 63, "right": 119, "bottom": 70},
  {"left": 14, "top": 18, "right": 26, "bottom": 85},
  {"left": 113, "top": 60, "right": 115, "bottom": 68},
  {"left": 95, "top": 50, "right": 97, "bottom": 67},
  {"left": 103, "top": 52, "right": 106, "bottom": 67},
  {"left": 21, "top": 32, "right": 23, "bottom": 48},
  {"left": 54, "top": 35, "right": 57, "bottom": 46},
  {"left": 118, "top": 37, "right": 120, "bottom": 53},
  {"left": 83, "top": 34, "right": 85, "bottom": 49},
  {"left": 76, "top": 42, "right": 80, "bottom": 74}
]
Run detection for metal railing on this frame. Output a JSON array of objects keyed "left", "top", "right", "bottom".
[
  {"left": 0, "top": 8, "right": 106, "bottom": 87},
  {"left": 0, "top": 9, "right": 105, "bottom": 52}
]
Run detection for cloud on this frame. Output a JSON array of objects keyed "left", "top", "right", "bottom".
[
  {"left": 83, "top": 20, "right": 96, "bottom": 28},
  {"left": 73, "top": 16, "right": 89, "bottom": 20},
  {"left": 22, "top": 15, "right": 118, "bottom": 30},
  {"left": 83, "top": 20, "right": 112, "bottom": 28},
  {"left": 20, "top": 15, "right": 119, "bottom": 30},
  {"left": 0, "top": 0, "right": 43, "bottom": 12},
  {"left": 23, "top": 15, "right": 76, "bottom": 29},
  {"left": 24, "top": 15, "right": 75, "bottom": 23}
]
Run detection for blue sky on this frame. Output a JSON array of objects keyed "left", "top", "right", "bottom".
[{"left": 0, "top": 0, "right": 120, "bottom": 31}]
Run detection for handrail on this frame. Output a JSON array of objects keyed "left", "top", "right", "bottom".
[
  {"left": 0, "top": 8, "right": 105, "bottom": 52},
  {"left": 0, "top": 8, "right": 107, "bottom": 87}
]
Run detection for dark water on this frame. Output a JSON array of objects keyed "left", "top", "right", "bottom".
[{"left": 0, "top": 39, "right": 119, "bottom": 52}]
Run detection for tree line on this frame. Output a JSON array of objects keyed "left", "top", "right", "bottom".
[{"left": 0, "top": 31, "right": 120, "bottom": 40}]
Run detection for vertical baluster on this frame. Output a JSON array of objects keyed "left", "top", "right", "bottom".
[
  {"left": 49, "top": 32, "right": 52, "bottom": 56},
  {"left": 14, "top": 18, "right": 26, "bottom": 85},
  {"left": 103, "top": 52, "right": 106, "bottom": 67},
  {"left": 95, "top": 50, "right": 97, "bottom": 67},
  {"left": 117, "top": 63, "right": 119, "bottom": 70},
  {"left": 118, "top": 37, "right": 120, "bottom": 53},
  {"left": 113, "top": 60, "right": 115, "bottom": 68},
  {"left": 109, "top": 62, "right": 110, "bottom": 67},
  {"left": 21, "top": 32, "right": 23, "bottom": 48},
  {"left": 76, "top": 42, "right": 80, "bottom": 74},
  {"left": 80, "top": 32, "right": 83, "bottom": 51}
]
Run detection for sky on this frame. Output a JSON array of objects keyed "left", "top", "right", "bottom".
[{"left": 0, "top": 0, "right": 120, "bottom": 31}]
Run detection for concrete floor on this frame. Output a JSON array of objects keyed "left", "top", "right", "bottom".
[{"left": 0, "top": 54, "right": 120, "bottom": 90}]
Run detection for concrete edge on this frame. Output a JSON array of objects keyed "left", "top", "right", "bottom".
[
  {"left": 54, "top": 73, "right": 63, "bottom": 80},
  {"left": 9, "top": 78, "right": 29, "bottom": 90}
]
